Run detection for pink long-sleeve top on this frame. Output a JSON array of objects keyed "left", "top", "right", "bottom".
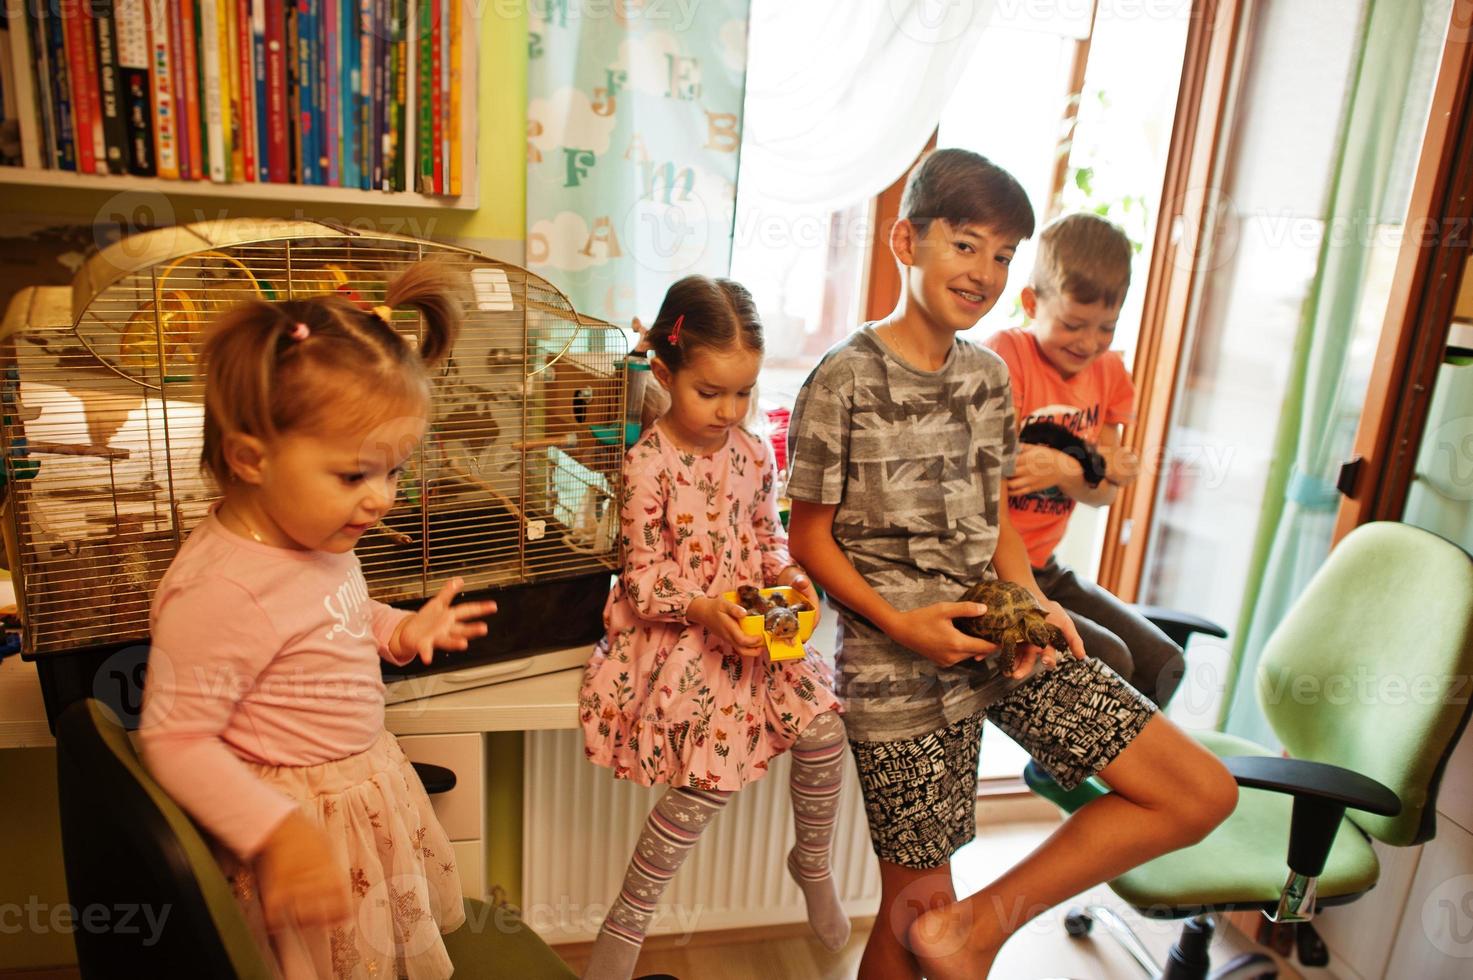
[{"left": 138, "top": 515, "right": 414, "bottom": 860}]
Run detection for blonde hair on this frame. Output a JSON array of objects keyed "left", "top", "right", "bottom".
[
  {"left": 1030, "top": 213, "right": 1133, "bottom": 308},
  {"left": 200, "top": 260, "right": 463, "bottom": 487}
]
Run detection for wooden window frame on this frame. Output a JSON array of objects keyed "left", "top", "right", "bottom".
[
  {"left": 1332, "top": 1, "right": 1473, "bottom": 541},
  {"left": 1096, "top": 0, "right": 1255, "bottom": 600}
]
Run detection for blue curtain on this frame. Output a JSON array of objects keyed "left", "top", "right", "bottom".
[{"left": 526, "top": 2, "right": 751, "bottom": 324}]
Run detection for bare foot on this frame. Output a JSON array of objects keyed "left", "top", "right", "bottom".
[{"left": 907, "top": 902, "right": 999, "bottom": 980}]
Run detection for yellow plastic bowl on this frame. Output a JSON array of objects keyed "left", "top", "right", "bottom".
[{"left": 722, "top": 586, "right": 817, "bottom": 660}]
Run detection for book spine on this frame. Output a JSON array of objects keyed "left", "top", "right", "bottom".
[
  {"left": 177, "top": 0, "right": 203, "bottom": 178},
  {"left": 446, "top": 0, "right": 457, "bottom": 195},
  {"left": 23, "top": 3, "right": 55, "bottom": 169},
  {"left": 250, "top": 0, "right": 265, "bottom": 180},
  {"left": 311, "top": 0, "right": 326, "bottom": 183},
  {"left": 234, "top": 0, "right": 253, "bottom": 180},
  {"left": 320, "top": 0, "right": 334, "bottom": 184},
  {"left": 354, "top": 0, "right": 367, "bottom": 189},
  {"left": 428, "top": 0, "right": 438, "bottom": 193},
  {"left": 62, "top": 2, "right": 97, "bottom": 173},
  {"left": 283, "top": 0, "right": 296, "bottom": 181},
  {"left": 114, "top": 0, "right": 152, "bottom": 174},
  {"left": 341, "top": 0, "right": 355, "bottom": 187},
  {"left": 90, "top": 0, "right": 126, "bottom": 173},
  {"left": 414, "top": 0, "right": 427, "bottom": 192},
  {"left": 197, "top": 0, "right": 225, "bottom": 180},
  {"left": 144, "top": 0, "right": 177, "bottom": 177},
  {"left": 44, "top": 7, "right": 75, "bottom": 169},
  {"left": 263, "top": 0, "right": 284, "bottom": 181}
]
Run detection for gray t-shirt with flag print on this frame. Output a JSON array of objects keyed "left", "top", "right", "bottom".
[{"left": 786, "top": 325, "right": 1020, "bottom": 741}]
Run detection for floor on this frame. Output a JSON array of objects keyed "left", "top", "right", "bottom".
[{"left": 553, "top": 816, "right": 1336, "bottom": 980}]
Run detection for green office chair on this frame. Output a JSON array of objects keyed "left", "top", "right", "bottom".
[
  {"left": 1029, "top": 521, "right": 1473, "bottom": 979},
  {"left": 54, "top": 698, "right": 584, "bottom": 979}
]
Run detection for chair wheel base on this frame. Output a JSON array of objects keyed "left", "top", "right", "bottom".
[{"left": 1064, "top": 907, "right": 1094, "bottom": 937}]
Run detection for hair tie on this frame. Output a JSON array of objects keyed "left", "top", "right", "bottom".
[
  {"left": 667, "top": 314, "right": 685, "bottom": 346},
  {"left": 372, "top": 304, "right": 394, "bottom": 324},
  {"left": 290, "top": 322, "right": 310, "bottom": 341}
]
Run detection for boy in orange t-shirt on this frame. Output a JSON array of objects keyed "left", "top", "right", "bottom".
[{"left": 985, "top": 213, "right": 1184, "bottom": 707}]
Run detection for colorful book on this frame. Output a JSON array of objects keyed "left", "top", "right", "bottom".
[
  {"left": 166, "top": 0, "right": 189, "bottom": 179},
  {"left": 234, "top": 0, "right": 255, "bottom": 181},
  {"left": 178, "top": 0, "right": 202, "bottom": 179},
  {"left": 8, "top": 0, "right": 43, "bottom": 168},
  {"left": 251, "top": 0, "right": 266, "bottom": 181},
  {"left": 264, "top": 0, "right": 286, "bottom": 181},
  {"left": 114, "top": 0, "right": 152, "bottom": 175},
  {"left": 446, "top": 0, "right": 457, "bottom": 194},
  {"left": 44, "top": 6, "right": 76, "bottom": 169},
  {"left": 310, "top": 0, "right": 325, "bottom": 183},
  {"left": 428, "top": 0, "right": 439, "bottom": 193},
  {"left": 414, "top": 0, "right": 428, "bottom": 192},
  {"left": 143, "top": 0, "right": 177, "bottom": 177},
  {"left": 90, "top": 0, "right": 126, "bottom": 173},
  {"left": 197, "top": 0, "right": 226, "bottom": 181},
  {"left": 222, "top": 0, "right": 242, "bottom": 179},
  {"left": 23, "top": 4, "right": 56, "bottom": 169},
  {"left": 62, "top": 4, "right": 98, "bottom": 173},
  {"left": 341, "top": 0, "right": 357, "bottom": 187},
  {"left": 356, "top": 0, "right": 369, "bottom": 189}
]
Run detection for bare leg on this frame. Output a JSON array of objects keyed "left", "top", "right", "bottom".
[
  {"left": 909, "top": 715, "right": 1237, "bottom": 979},
  {"left": 858, "top": 859, "right": 956, "bottom": 980}
]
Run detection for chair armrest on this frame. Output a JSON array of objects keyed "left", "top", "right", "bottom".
[
  {"left": 412, "top": 761, "right": 458, "bottom": 795},
  {"left": 1223, "top": 755, "right": 1400, "bottom": 878},
  {"left": 1222, "top": 756, "right": 1400, "bottom": 816},
  {"left": 1132, "top": 605, "right": 1228, "bottom": 646}
]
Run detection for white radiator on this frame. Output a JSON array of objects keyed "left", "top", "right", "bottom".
[{"left": 523, "top": 730, "right": 882, "bottom": 944}]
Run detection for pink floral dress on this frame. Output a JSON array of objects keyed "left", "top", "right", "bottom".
[{"left": 580, "top": 424, "right": 841, "bottom": 790}]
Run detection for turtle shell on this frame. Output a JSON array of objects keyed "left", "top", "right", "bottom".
[{"left": 959, "top": 579, "right": 1046, "bottom": 637}]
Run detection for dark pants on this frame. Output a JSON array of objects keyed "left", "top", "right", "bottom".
[{"left": 1033, "top": 556, "right": 1186, "bottom": 708}]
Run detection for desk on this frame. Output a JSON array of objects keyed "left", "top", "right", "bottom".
[
  {"left": 384, "top": 662, "right": 583, "bottom": 736},
  {"left": 0, "top": 651, "right": 588, "bottom": 749},
  {"left": 0, "top": 655, "right": 55, "bottom": 749}
]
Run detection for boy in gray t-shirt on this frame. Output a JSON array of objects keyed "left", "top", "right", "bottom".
[{"left": 786, "top": 149, "right": 1236, "bottom": 980}]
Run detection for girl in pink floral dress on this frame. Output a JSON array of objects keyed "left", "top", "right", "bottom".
[{"left": 579, "top": 276, "right": 850, "bottom": 979}]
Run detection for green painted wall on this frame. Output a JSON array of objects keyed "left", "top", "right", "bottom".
[{"left": 0, "top": 746, "right": 76, "bottom": 970}]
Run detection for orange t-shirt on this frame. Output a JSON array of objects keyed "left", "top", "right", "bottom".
[{"left": 984, "top": 328, "right": 1136, "bottom": 567}]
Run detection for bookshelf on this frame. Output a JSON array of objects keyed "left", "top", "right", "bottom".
[{"left": 0, "top": 0, "right": 479, "bottom": 211}]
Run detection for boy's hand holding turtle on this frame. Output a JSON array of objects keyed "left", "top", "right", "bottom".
[{"left": 884, "top": 601, "right": 1001, "bottom": 668}]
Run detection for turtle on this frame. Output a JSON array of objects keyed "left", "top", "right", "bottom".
[
  {"left": 764, "top": 605, "right": 801, "bottom": 641},
  {"left": 737, "top": 585, "right": 770, "bottom": 614},
  {"left": 956, "top": 579, "right": 1069, "bottom": 676}
]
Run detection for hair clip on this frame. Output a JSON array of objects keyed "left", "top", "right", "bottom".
[
  {"left": 667, "top": 314, "right": 685, "bottom": 346},
  {"left": 372, "top": 304, "right": 394, "bottom": 324},
  {"left": 290, "top": 322, "right": 310, "bottom": 341}
]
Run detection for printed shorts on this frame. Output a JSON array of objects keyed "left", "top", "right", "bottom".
[{"left": 849, "top": 657, "right": 1156, "bottom": 869}]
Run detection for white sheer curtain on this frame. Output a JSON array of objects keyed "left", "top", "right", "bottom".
[{"left": 739, "top": 0, "right": 995, "bottom": 215}]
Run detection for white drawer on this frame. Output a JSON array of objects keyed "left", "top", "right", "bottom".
[
  {"left": 453, "top": 840, "right": 484, "bottom": 901},
  {"left": 397, "top": 732, "right": 484, "bottom": 842}
]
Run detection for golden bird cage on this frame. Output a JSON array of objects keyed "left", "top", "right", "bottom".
[{"left": 0, "top": 219, "right": 627, "bottom": 689}]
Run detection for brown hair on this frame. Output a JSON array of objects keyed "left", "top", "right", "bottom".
[
  {"left": 644, "top": 275, "right": 764, "bottom": 373},
  {"left": 900, "top": 148, "right": 1035, "bottom": 243},
  {"left": 200, "top": 260, "right": 463, "bottom": 486},
  {"left": 1030, "top": 212, "right": 1134, "bottom": 308}
]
